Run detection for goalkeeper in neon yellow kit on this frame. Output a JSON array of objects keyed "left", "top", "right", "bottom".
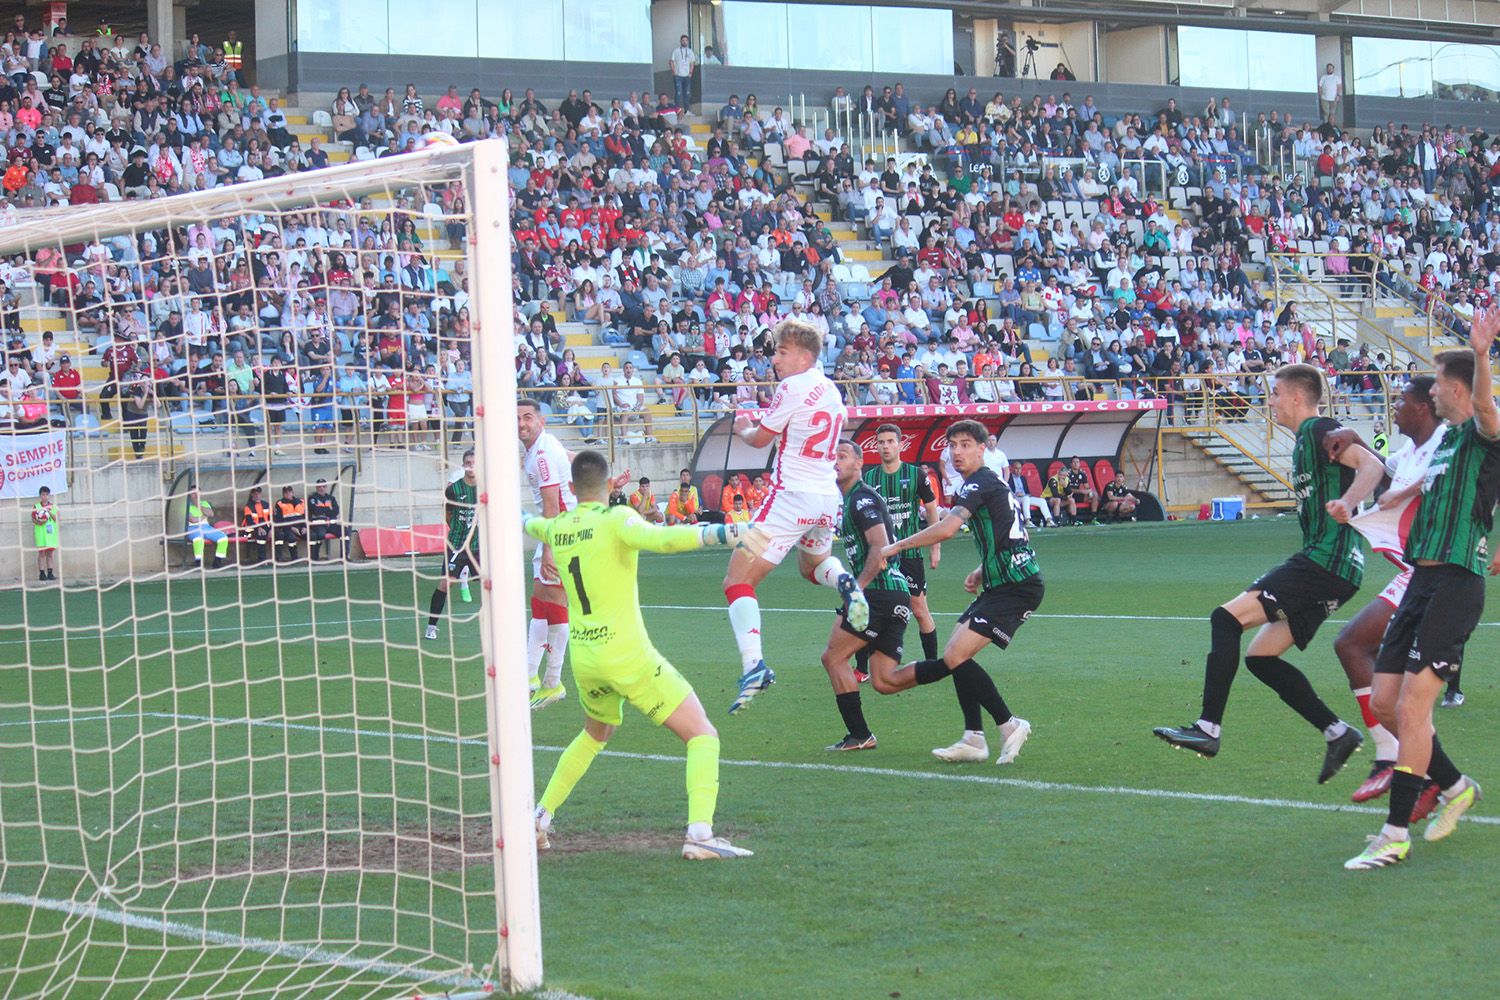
[{"left": 525, "top": 449, "right": 754, "bottom": 860}]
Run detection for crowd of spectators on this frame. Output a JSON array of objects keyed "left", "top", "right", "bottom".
[{"left": 2, "top": 17, "right": 1493, "bottom": 445}]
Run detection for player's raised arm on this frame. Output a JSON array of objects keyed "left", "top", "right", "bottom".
[
  {"left": 1468, "top": 305, "right": 1499, "bottom": 439},
  {"left": 614, "top": 507, "right": 745, "bottom": 554}
]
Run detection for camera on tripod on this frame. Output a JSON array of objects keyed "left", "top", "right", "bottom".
[{"left": 1024, "top": 35, "right": 1040, "bottom": 53}]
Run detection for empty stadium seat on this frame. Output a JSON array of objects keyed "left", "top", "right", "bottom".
[
  {"left": 1021, "top": 462, "right": 1043, "bottom": 497},
  {"left": 1094, "top": 459, "right": 1117, "bottom": 492}
]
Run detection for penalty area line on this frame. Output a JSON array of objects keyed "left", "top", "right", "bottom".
[{"left": 7, "top": 711, "right": 1498, "bottom": 829}]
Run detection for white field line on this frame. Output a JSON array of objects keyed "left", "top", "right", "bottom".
[
  {"left": 0, "top": 890, "right": 488, "bottom": 994},
  {"left": 4, "top": 711, "right": 1497, "bottom": 829},
  {"left": 14, "top": 600, "right": 1500, "bottom": 647}
]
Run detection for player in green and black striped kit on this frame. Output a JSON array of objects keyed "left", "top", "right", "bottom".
[
  {"left": 1155, "top": 364, "right": 1385, "bottom": 783},
  {"left": 815, "top": 441, "right": 914, "bottom": 751},
  {"left": 426, "top": 449, "right": 479, "bottom": 640},
  {"left": 1347, "top": 316, "right": 1500, "bottom": 870},
  {"left": 862, "top": 424, "right": 943, "bottom": 662},
  {"left": 878, "top": 420, "right": 1039, "bottom": 766}
]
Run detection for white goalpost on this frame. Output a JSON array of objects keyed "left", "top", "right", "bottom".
[{"left": 0, "top": 141, "right": 543, "bottom": 996}]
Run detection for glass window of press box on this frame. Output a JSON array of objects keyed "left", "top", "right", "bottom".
[
  {"left": 294, "top": 0, "right": 650, "bottom": 62},
  {"left": 696, "top": 2, "right": 954, "bottom": 76},
  {"left": 1352, "top": 37, "right": 1500, "bottom": 101},
  {"left": 1175, "top": 26, "right": 1316, "bottom": 93}
]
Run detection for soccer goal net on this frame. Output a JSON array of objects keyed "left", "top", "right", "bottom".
[{"left": 0, "top": 141, "right": 543, "bottom": 998}]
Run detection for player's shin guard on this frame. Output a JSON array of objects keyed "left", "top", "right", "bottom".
[
  {"left": 539, "top": 730, "right": 607, "bottom": 816},
  {"left": 725, "top": 584, "right": 763, "bottom": 672},
  {"left": 543, "top": 624, "right": 570, "bottom": 688},
  {"left": 835, "top": 691, "right": 871, "bottom": 739},
  {"left": 809, "top": 555, "right": 852, "bottom": 590},
  {"left": 955, "top": 660, "right": 1011, "bottom": 727},
  {"left": 913, "top": 659, "right": 950, "bottom": 685},
  {"left": 685, "top": 734, "right": 721, "bottom": 833},
  {"left": 1200, "top": 606, "right": 1245, "bottom": 726},
  {"left": 1244, "top": 655, "right": 1339, "bottom": 731},
  {"left": 427, "top": 589, "right": 446, "bottom": 627},
  {"left": 1387, "top": 767, "right": 1424, "bottom": 832},
  {"left": 527, "top": 596, "right": 552, "bottom": 677},
  {"left": 920, "top": 629, "right": 939, "bottom": 660},
  {"left": 1428, "top": 734, "right": 1463, "bottom": 791},
  {"left": 1354, "top": 686, "right": 1400, "bottom": 759}
]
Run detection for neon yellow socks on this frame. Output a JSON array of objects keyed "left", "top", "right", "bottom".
[{"left": 538, "top": 730, "right": 606, "bottom": 815}]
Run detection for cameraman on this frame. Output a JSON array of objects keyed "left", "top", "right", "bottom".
[{"left": 995, "top": 32, "right": 1015, "bottom": 77}]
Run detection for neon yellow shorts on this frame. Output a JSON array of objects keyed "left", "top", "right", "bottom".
[{"left": 574, "top": 649, "right": 694, "bottom": 728}]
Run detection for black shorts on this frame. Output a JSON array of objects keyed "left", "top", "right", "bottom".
[
  {"left": 838, "top": 588, "right": 911, "bottom": 661},
  {"left": 958, "top": 576, "right": 1045, "bottom": 649},
  {"left": 1251, "top": 552, "right": 1358, "bottom": 651},
  {"left": 899, "top": 554, "right": 927, "bottom": 596},
  {"left": 447, "top": 547, "right": 479, "bottom": 578},
  {"left": 1375, "top": 564, "right": 1484, "bottom": 682},
  {"left": 267, "top": 408, "right": 288, "bottom": 425}
]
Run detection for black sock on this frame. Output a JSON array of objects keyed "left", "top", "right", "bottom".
[
  {"left": 835, "top": 691, "right": 871, "bottom": 739},
  {"left": 1244, "top": 655, "right": 1338, "bottom": 731},
  {"left": 854, "top": 648, "right": 871, "bottom": 675},
  {"left": 1447, "top": 674, "right": 1463, "bottom": 695},
  {"left": 1387, "top": 768, "right": 1425, "bottom": 829},
  {"left": 950, "top": 665, "right": 985, "bottom": 732},
  {"left": 427, "top": 590, "right": 446, "bottom": 626},
  {"left": 913, "top": 658, "right": 950, "bottom": 685},
  {"left": 1428, "top": 735, "right": 1463, "bottom": 790},
  {"left": 920, "top": 629, "right": 938, "bottom": 660},
  {"left": 955, "top": 659, "right": 1012, "bottom": 727},
  {"left": 1200, "top": 607, "right": 1244, "bottom": 725}
]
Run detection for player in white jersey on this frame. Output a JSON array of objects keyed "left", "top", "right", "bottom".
[
  {"left": 519, "top": 397, "right": 578, "bottom": 710},
  {"left": 1328, "top": 376, "right": 1445, "bottom": 805},
  {"left": 722, "top": 319, "right": 870, "bottom": 714}
]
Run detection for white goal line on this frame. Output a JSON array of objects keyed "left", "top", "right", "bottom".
[{"left": 5, "top": 711, "right": 1496, "bottom": 829}]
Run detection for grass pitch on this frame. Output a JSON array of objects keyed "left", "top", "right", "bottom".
[{"left": 1, "top": 518, "right": 1496, "bottom": 999}]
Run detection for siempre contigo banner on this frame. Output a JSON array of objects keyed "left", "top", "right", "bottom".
[{"left": 1, "top": 429, "right": 68, "bottom": 499}]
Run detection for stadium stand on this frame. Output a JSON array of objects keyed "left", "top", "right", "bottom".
[{"left": 0, "top": 18, "right": 1486, "bottom": 469}]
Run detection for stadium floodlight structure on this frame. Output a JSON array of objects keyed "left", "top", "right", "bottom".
[{"left": 0, "top": 141, "right": 543, "bottom": 997}]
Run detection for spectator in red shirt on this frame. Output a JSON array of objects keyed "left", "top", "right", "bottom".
[{"left": 50, "top": 354, "right": 82, "bottom": 415}]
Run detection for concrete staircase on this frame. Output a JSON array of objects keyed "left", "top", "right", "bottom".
[{"left": 1177, "top": 427, "right": 1294, "bottom": 507}]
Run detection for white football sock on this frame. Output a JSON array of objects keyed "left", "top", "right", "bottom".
[
  {"left": 728, "top": 596, "right": 763, "bottom": 672},
  {"left": 1369, "top": 722, "right": 1399, "bottom": 761},
  {"left": 542, "top": 624, "right": 569, "bottom": 687},
  {"left": 1324, "top": 720, "right": 1349, "bottom": 741},
  {"left": 526, "top": 618, "right": 549, "bottom": 677},
  {"left": 686, "top": 821, "right": 712, "bottom": 842},
  {"left": 810, "top": 555, "right": 851, "bottom": 590},
  {"left": 1195, "top": 719, "right": 1221, "bottom": 739},
  {"left": 1380, "top": 822, "right": 1409, "bottom": 841},
  {"left": 963, "top": 730, "right": 987, "bottom": 746},
  {"left": 1443, "top": 777, "right": 1468, "bottom": 798}
]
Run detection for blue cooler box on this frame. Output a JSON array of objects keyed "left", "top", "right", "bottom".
[{"left": 1211, "top": 496, "right": 1246, "bottom": 521}]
